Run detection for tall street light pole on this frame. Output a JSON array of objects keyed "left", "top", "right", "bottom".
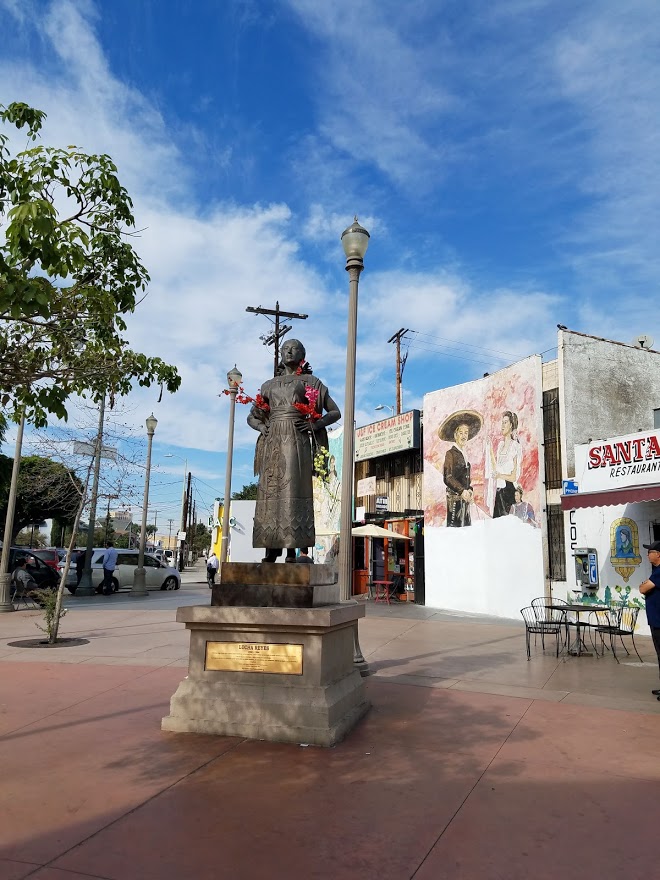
[
  {"left": 131, "top": 413, "right": 158, "bottom": 598},
  {"left": 220, "top": 365, "right": 242, "bottom": 566},
  {"left": 338, "top": 217, "right": 370, "bottom": 673},
  {"left": 0, "top": 413, "right": 26, "bottom": 613}
]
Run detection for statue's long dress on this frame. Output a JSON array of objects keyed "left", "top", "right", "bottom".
[{"left": 252, "top": 373, "right": 329, "bottom": 550}]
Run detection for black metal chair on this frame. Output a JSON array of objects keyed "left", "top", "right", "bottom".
[
  {"left": 521, "top": 606, "right": 564, "bottom": 660},
  {"left": 531, "top": 596, "right": 569, "bottom": 650},
  {"left": 10, "top": 579, "right": 40, "bottom": 610},
  {"left": 587, "top": 607, "right": 614, "bottom": 657},
  {"left": 590, "top": 605, "right": 643, "bottom": 663}
]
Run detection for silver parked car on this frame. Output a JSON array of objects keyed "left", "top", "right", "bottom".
[{"left": 88, "top": 549, "right": 181, "bottom": 592}]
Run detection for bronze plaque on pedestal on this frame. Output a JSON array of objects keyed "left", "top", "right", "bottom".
[{"left": 205, "top": 641, "right": 303, "bottom": 675}]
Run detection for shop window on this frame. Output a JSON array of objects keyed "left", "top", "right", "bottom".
[
  {"left": 543, "top": 390, "right": 562, "bottom": 489},
  {"left": 546, "top": 504, "right": 566, "bottom": 580}
]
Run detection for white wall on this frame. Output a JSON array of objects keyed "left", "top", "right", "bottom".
[
  {"left": 567, "top": 500, "right": 660, "bottom": 636},
  {"left": 228, "top": 500, "right": 262, "bottom": 562},
  {"left": 425, "top": 516, "right": 544, "bottom": 620}
]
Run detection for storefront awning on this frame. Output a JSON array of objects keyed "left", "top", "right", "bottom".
[{"left": 561, "top": 483, "right": 660, "bottom": 510}]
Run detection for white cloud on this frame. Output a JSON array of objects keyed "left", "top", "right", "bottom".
[{"left": 0, "top": 0, "right": 574, "bottom": 474}]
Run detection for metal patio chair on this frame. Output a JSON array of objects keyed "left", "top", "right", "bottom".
[
  {"left": 521, "top": 605, "right": 564, "bottom": 660},
  {"left": 590, "top": 605, "right": 643, "bottom": 663},
  {"left": 531, "top": 596, "right": 570, "bottom": 650},
  {"left": 10, "top": 580, "right": 40, "bottom": 610}
]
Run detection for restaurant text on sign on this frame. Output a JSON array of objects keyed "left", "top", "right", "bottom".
[{"left": 575, "top": 428, "right": 660, "bottom": 493}]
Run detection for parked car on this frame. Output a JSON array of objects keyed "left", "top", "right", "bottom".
[
  {"left": 7, "top": 547, "right": 59, "bottom": 590},
  {"left": 31, "top": 547, "right": 65, "bottom": 572},
  {"left": 86, "top": 549, "right": 181, "bottom": 593}
]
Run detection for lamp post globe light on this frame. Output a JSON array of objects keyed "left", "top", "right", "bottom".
[
  {"left": 220, "top": 366, "right": 242, "bottom": 566},
  {"left": 131, "top": 413, "right": 158, "bottom": 597},
  {"left": 338, "top": 218, "right": 370, "bottom": 672}
]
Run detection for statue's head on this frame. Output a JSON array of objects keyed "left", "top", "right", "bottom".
[{"left": 281, "top": 338, "right": 306, "bottom": 367}]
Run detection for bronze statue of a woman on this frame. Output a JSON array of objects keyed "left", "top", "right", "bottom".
[{"left": 247, "top": 339, "right": 340, "bottom": 562}]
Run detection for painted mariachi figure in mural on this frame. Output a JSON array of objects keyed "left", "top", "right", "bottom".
[
  {"left": 439, "top": 410, "right": 483, "bottom": 527},
  {"left": 488, "top": 410, "right": 522, "bottom": 518},
  {"left": 248, "top": 339, "right": 340, "bottom": 562}
]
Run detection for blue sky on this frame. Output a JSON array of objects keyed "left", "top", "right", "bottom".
[{"left": 2, "top": 0, "right": 660, "bottom": 530}]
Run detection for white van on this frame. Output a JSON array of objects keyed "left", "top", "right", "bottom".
[{"left": 70, "top": 549, "right": 181, "bottom": 593}]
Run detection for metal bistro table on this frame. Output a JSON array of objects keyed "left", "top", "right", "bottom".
[
  {"left": 549, "top": 604, "right": 610, "bottom": 657},
  {"left": 371, "top": 580, "right": 399, "bottom": 605}
]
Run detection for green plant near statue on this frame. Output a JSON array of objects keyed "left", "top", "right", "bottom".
[{"left": 31, "top": 589, "right": 68, "bottom": 642}]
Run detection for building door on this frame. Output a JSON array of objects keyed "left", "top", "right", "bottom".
[{"left": 372, "top": 539, "right": 385, "bottom": 581}]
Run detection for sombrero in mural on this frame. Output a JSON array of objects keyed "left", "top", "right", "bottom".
[{"left": 438, "top": 410, "right": 483, "bottom": 442}]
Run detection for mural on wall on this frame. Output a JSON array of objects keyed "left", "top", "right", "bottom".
[
  {"left": 422, "top": 356, "right": 544, "bottom": 619},
  {"left": 424, "top": 358, "right": 542, "bottom": 529},
  {"left": 609, "top": 516, "right": 642, "bottom": 582},
  {"left": 312, "top": 426, "right": 343, "bottom": 564}
]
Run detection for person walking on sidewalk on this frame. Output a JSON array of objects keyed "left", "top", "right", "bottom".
[
  {"left": 100, "top": 541, "right": 118, "bottom": 595},
  {"left": 296, "top": 548, "right": 313, "bottom": 564},
  {"left": 640, "top": 540, "right": 660, "bottom": 699},
  {"left": 206, "top": 551, "right": 219, "bottom": 587}
]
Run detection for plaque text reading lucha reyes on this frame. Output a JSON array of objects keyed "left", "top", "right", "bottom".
[{"left": 205, "top": 641, "right": 303, "bottom": 675}]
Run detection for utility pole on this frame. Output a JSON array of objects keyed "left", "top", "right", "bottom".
[
  {"left": 179, "top": 471, "right": 191, "bottom": 571},
  {"left": 246, "top": 302, "right": 309, "bottom": 376},
  {"left": 168, "top": 518, "right": 174, "bottom": 551},
  {"left": 387, "top": 328, "right": 410, "bottom": 415}
]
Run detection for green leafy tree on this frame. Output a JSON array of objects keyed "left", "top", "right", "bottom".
[
  {"left": 190, "top": 522, "right": 210, "bottom": 556},
  {"left": 0, "top": 454, "right": 82, "bottom": 541},
  {"left": 0, "top": 101, "right": 181, "bottom": 425},
  {"left": 232, "top": 482, "right": 258, "bottom": 500}
]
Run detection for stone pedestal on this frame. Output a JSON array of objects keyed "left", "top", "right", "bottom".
[
  {"left": 213, "top": 562, "right": 339, "bottom": 607},
  {"left": 162, "top": 603, "right": 369, "bottom": 747}
]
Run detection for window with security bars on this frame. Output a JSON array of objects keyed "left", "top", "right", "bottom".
[
  {"left": 546, "top": 504, "right": 566, "bottom": 581},
  {"left": 543, "top": 389, "right": 562, "bottom": 489}
]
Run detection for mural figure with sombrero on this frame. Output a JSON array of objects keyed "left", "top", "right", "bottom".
[{"left": 439, "top": 410, "right": 483, "bottom": 527}]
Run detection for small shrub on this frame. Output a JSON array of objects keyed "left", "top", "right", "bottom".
[{"left": 31, "top": 589, "right": 67, "bottom": 641}]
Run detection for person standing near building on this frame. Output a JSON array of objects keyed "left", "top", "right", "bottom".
[
  {"left": 75, "top": 548, "right": 85, "bottom": 586},
  {"left": 100, "top": 541, "right": 118, "bottom": 595},
  {"left": 206, "top": 551, "right": 219, "bottom": 586},
  {"left": 640, "top": 540, "right": 660, "bottom": 699},
  {"left": 297, "top": 548, "right": 313, "bottom": 564}
]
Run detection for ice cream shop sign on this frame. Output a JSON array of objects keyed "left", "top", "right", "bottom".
[
  {"left": 576, "top": 428, "right": 660, "bottom": 492},
  {"left": 355, "top": 410, "right": 421, "bottom": 462}
]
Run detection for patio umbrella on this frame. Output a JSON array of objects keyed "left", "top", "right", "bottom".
[{"left": 351, "top": 524, "right": 410, "bottom": 539}]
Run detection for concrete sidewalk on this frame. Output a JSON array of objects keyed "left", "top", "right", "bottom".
[{"left": 1, "top": 574, "right": 659, "bottom": 879}]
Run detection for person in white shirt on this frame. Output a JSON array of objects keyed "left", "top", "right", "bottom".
[
  {"left": 206, "top": 551, "right": 219, "bottom": 586},
  {"left": 101, "top": 541, "right": 118, "bottom": 595}
]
